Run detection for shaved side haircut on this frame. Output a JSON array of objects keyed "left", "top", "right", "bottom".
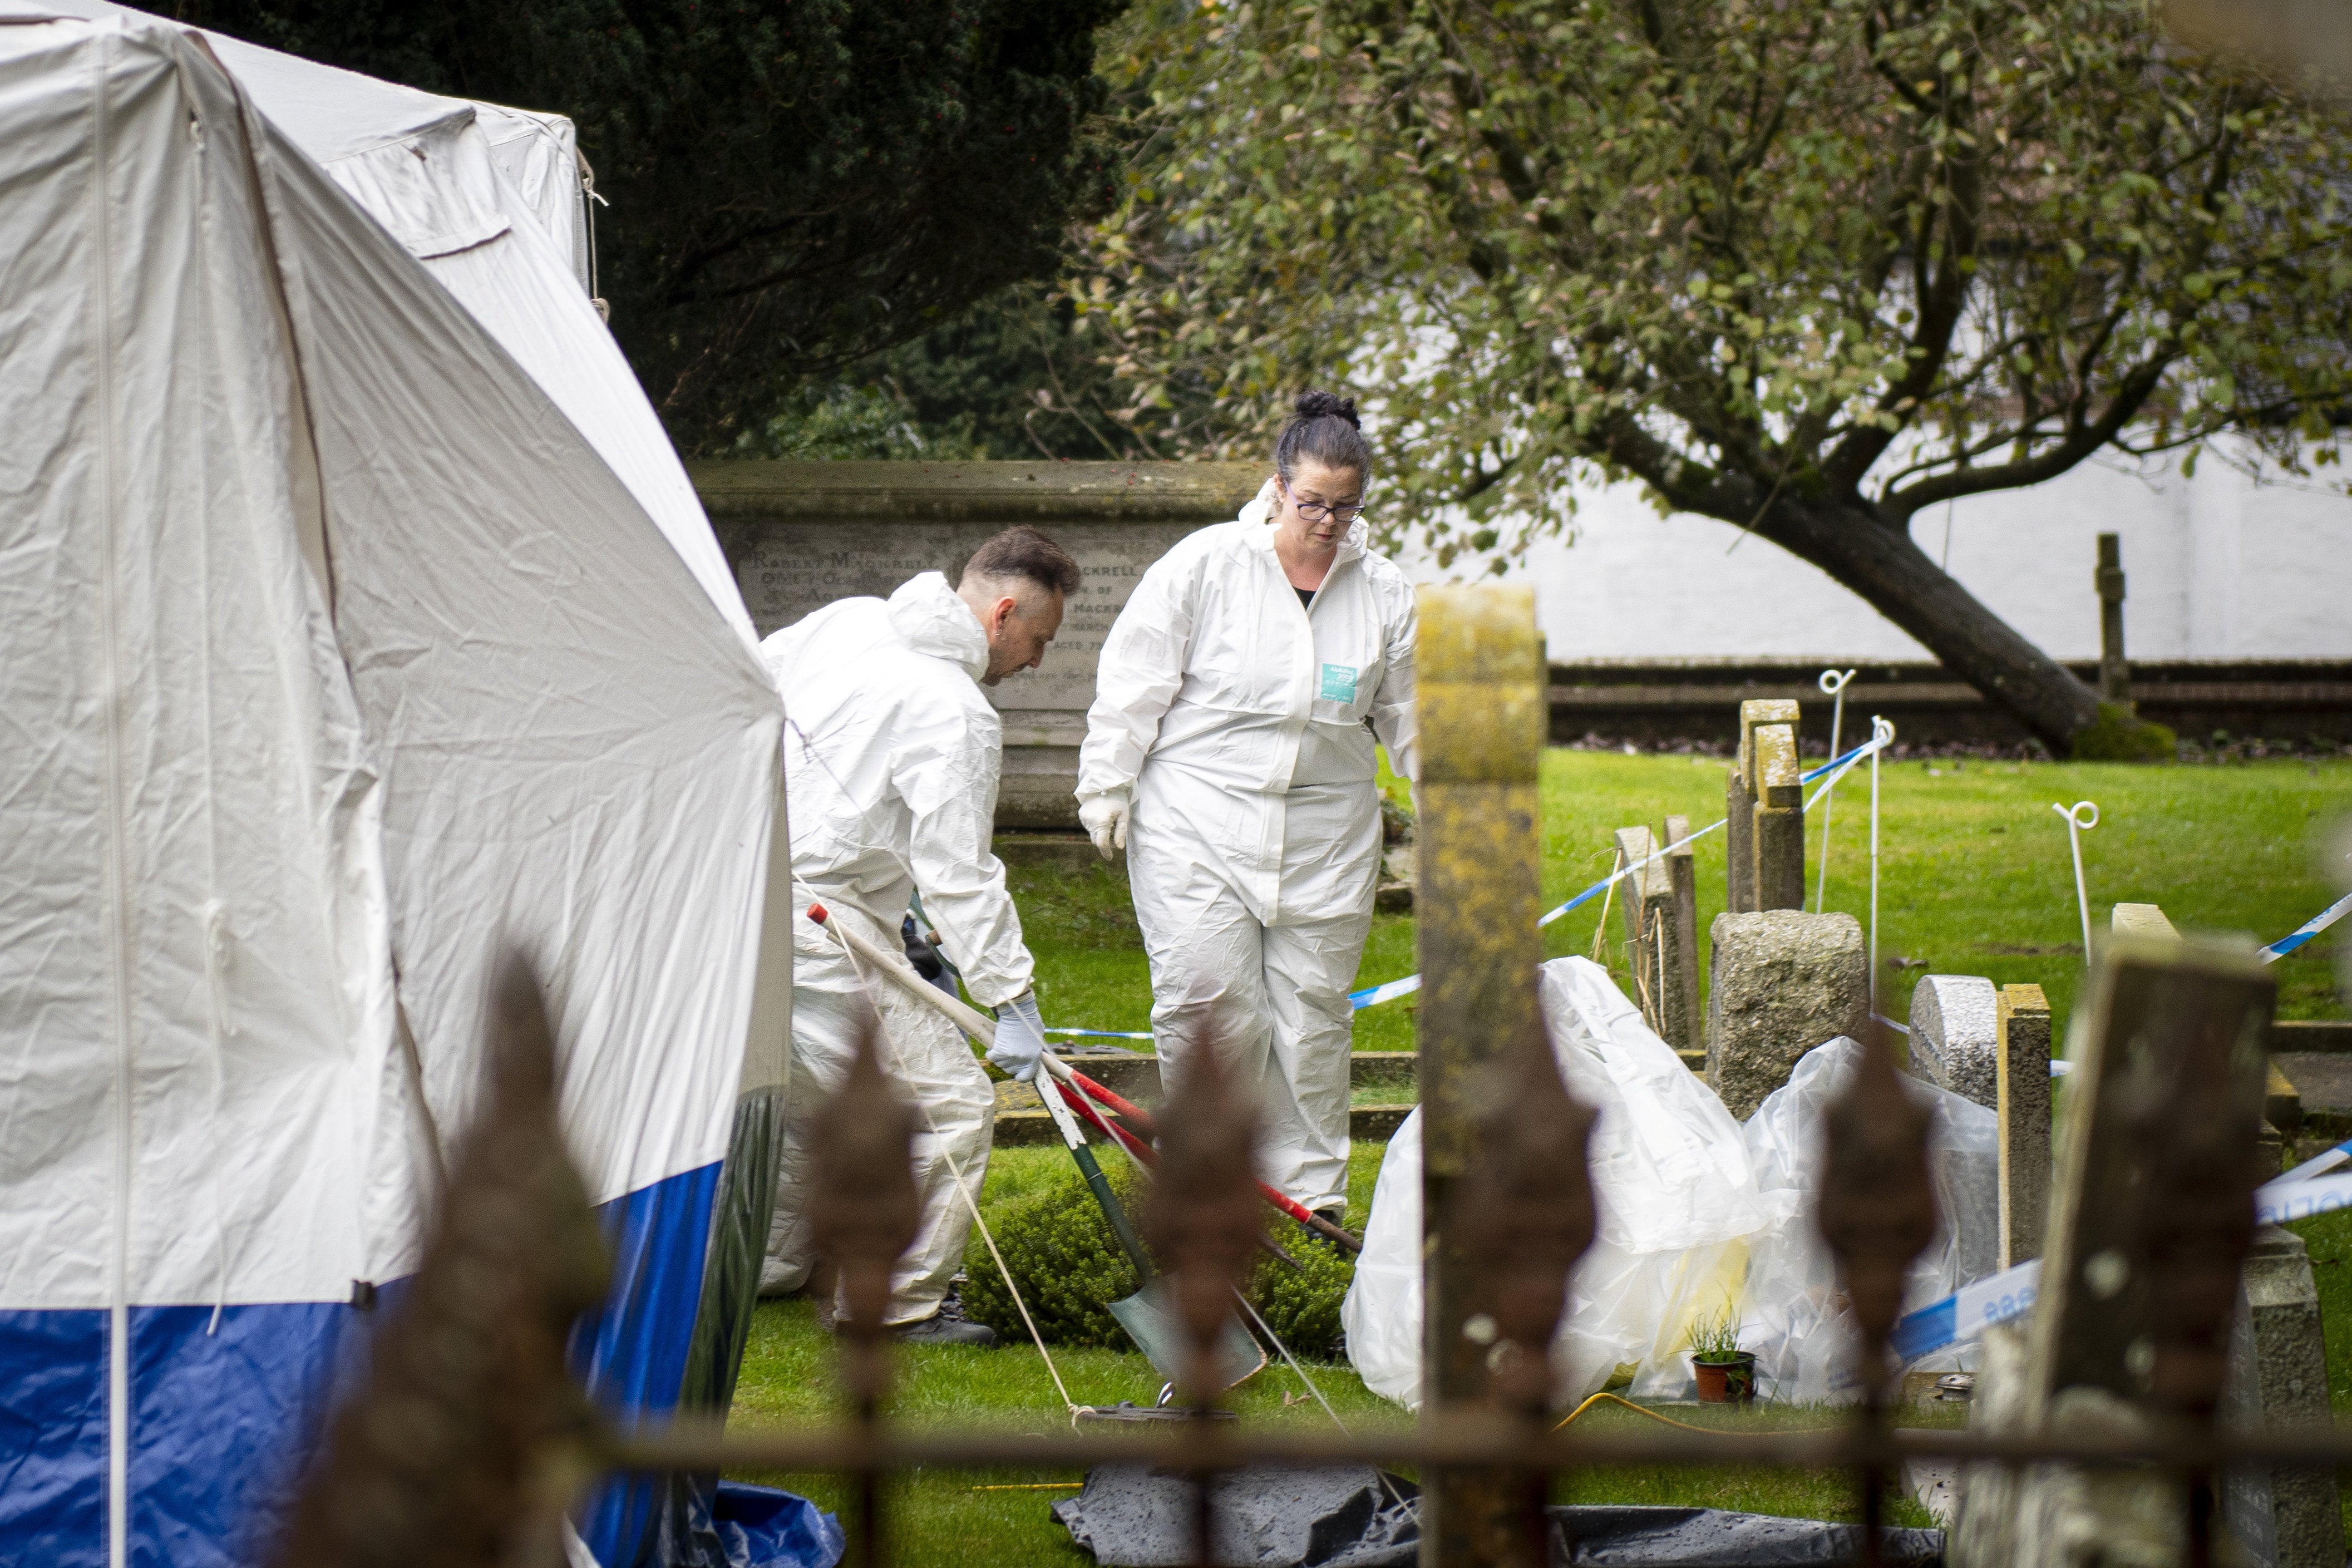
[{"left": 960, "top": 526, "right": 1082, "bottom": 600}]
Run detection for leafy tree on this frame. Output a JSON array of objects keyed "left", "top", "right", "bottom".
[
  {"left": 737, "top": 280, "right": 1166, "bottom": 459},
  {"left": 178, "top": 0, "right": 1130, "bottom": 452},
  {"left": 1079, "top": 0, "right": 2352, "bottom": 755}
]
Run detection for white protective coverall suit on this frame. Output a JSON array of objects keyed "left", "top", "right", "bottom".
[
  {"left": 762, "top": 572, "right": 1037, "bottom": 1323},
  {"left": 1077, "top": 482, "right": 1418, "bottom": 1213}
]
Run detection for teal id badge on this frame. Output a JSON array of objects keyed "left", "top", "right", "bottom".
[{"left": 1319, "top": 663, "right": 1359, "bottom": 703}]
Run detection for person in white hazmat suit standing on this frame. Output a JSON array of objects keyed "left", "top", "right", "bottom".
[
  {"left": 763, "top": 526, "right": 1083, "bottom": 1343},
  {"left": 1077, "top": 391, "right": 1417, "bottom": 1228}
]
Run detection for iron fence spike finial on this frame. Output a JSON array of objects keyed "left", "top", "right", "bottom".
[
  {"left": 1817, "top": 1000, "right": 1940, "bottom": 1392},
  {"left": 1143, "top": 1029, "right": 1262, "bottom": 1409},
  {"left": 807, "top": 1005, "right": 920, "bottom": 1398},
  {"left": 1457, "top": 1015, "right": 1596, "bottom": 1414},
  {"left": 805, "top": 1003, "right": 919, "bottom": 1568},
  {"left": 274, "top": 955, "right": 607, "bottom": 1568}
]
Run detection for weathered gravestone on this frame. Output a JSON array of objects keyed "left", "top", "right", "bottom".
[
  {"left": 1662, "top": 814, "right": 1702, "bottom": 1056},
  {"left": 1724, "top": 699, "right": 1802, "bottom": 914},
  {"left": 691, "top": 460, "right": 1265, "bottom": 829},
  {"left": 2222, "top": 1226, "right": 2344, "bottom": 1568},
  {"left": 1614, "top": 825, "right": 1693, "bottom": 1050},
  {"left": 1704, "top": 910, "right": 1868, "bottom": 1117},
  {"left": 1910, "top": 974, "right": 2001, "bottom": 1110},
  {"left": 1949, "top": 934, "right": 2286, "bottom": 1568},
  {"left": 1996, "top": 983, "right": 2054, "bottom": 1269}
]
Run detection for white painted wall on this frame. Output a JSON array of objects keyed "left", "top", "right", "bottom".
[{"left": 1393, "top": 455, "right": 2352, "bottom": 660}]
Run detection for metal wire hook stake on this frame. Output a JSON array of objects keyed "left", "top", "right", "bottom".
[
  {"left": 2052, "top": 800, "right": 2102, "bottom": 959},
  {"left": 1814, "top": 669, "right": 1856, "bottom": 913},
  {"left": 1867, "top": 716, "right": 1894, "bottom": 1004}
]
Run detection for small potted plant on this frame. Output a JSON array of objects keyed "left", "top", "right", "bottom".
[{"left": 1689, "top": 1310, "right": 1756, "bottom": 1404}]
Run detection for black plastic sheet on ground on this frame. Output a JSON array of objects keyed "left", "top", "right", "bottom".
[{"left": 1054, "top": 1466, "right": 1943, "bottom": 1567}]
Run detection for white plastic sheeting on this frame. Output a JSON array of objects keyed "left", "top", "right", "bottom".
[
  {"left": 1739, "top": 1037, "right": 1998, "bottom": 1404},
  {"left": 1343, "top": 958, "right": 1789, "bottom": 1409},
  {"left": 1343, "top": 965, "right": 1998, "bottom": 1409}
]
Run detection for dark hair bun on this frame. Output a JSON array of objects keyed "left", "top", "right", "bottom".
[{"left": 1294, "top": 389, "right": 1360, "bottom": 428}]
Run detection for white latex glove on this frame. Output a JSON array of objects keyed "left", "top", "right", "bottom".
[
  {"left": 1078, "top": 792, "right": 1130, "bottom": 862},
  {"left": 987, "top": 992, "right": 1048, "bottom": 1083}
]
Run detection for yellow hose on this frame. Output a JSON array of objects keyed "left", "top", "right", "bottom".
[{"left": 1554, "top": 1389, "right": 1835, "bottom": 1436}]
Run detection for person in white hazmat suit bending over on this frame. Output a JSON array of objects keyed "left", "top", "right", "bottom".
[
  {"left": 762, "top": 526, "right": 1082, "bottom": 1344},
  {"left": 1076, "top": 391, "right": 1417, "bottom": 1231}
]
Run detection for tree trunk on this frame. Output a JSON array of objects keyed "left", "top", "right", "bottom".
[{"left": 1759, "top": 496, "right": 2104, "bottom": 756}]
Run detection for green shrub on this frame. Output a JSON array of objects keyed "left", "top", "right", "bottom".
[
  {"left": 1245, "top": 1233, "right": 1353, "bottom": 1360},
  {"left": 2072, "top": 702, "right": 2177, "bottom": 762},
  {"left": 961, "top": 1164, "right": 1356, "bottom": 1362},
  {"left": 961, "top": 1161, "right": 1147, "bottom": 1349}
]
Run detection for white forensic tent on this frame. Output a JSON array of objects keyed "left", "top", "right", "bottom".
[{"left": 0, "top": 8, "right": 796, "bottom": 1567}]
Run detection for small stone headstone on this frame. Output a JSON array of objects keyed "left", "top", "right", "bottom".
[
  {"left": 1662, "top": 815, "right": 1702, "bottom": 1054},
  {"left": 1909, "top": 975, "right": 2000, "bottom": 1110},
  {"left": 1704, "top": 910, "right": 1868, "bottom": 1117},
  {"left": 1995, "top": 984, "right": 2053, "bottom": 1269}
]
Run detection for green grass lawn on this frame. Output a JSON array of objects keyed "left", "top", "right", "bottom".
[
  {"left": 1018, "top": 751, "right": 2350, "bottom": 1052},
  {"left": 727, "top": 752, "right": 2351, "bottom": 1560}
]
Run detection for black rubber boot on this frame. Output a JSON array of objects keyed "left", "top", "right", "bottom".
[{"left": 891, "top": 1312, "right": 1000, "bottom": 1348}]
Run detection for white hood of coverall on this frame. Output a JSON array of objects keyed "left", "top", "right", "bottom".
[{"left": 766, "top": 572, "right": 1033, "bottom": 1007}]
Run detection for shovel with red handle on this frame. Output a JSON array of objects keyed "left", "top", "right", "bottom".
[{"left": 803, "top": 903, "right": 1266, "bottom": 1388}]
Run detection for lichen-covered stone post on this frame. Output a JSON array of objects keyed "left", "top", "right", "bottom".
[
  {"left": 1749, "top": 714, "right": 1804, "bottom": 911},
  {"left": 1995, "top": 984, "right": 2053, "bottom": 1270},
  {"left": 1414, "top": 585, "right": 1547, "bottom": 1568},
  {"left": 1727, "top": 699, "right": 1797, "bottom": 914},
  {"left": 1662, "top": 814, "right": 1701, "bottom": 1054},
  {"left": 1951, "top": 935, "right": 2277, "bottom": 1568},
  {"left": 1704, "top": 910, "right": 1868, "bottom": 1118}
]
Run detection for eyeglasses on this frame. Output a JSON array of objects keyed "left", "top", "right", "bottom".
[{"left": 1288, "top": 497, "right": 1365, "bottom": 525}]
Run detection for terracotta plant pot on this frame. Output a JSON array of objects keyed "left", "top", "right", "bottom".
[{"left": 1693, "top": 1352, "right": 1757, "bottom": 1404}]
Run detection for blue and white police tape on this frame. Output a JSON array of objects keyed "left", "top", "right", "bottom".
[
  {"left": 2265, "top": 890, "right": 2352, "bottom": 964},
  {"left": 1528, "top": 732, "right": 1892, "bottom": 932},
  {"left": 1066, "top": 728, "right": 1901, "bottom": 1033},
  {"left": 1891, "top": 1149, "right": 2352, "bottom": 1359},
  {"left": 1890, "top": 1258, "right": 2043, "bottom": 1362}
]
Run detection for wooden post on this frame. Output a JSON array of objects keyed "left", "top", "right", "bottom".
[
  {"left": 1750, "top": 716, "right": 1804, "bottom": 911},
  {"left": 1663, "top": 814, "right": 1701, "bottom": 1056},
  {"left": 2114, "top": 903, "right": 2301, "bottom": 1143},
  {"left": 1994, "top": 983, "right": 2052, "bottom": 1270},
  {"left": 2096, "top": 532, "right": 2131, "bottom": 707},
  {"left": 1951, "top": 935, "right": 2277, "bottom": 1568},
  {"left": 1414, "top": 585, "right": 1546, "bottom": 1568}
]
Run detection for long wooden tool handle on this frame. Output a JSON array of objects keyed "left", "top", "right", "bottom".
[
  {"left": 807, "top": 902, "right": 998, "bottom": 1043},
  {"left": 819, "top": 905, "right": 1368, "bottom": 1255}
]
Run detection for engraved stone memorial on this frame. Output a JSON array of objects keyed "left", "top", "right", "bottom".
[{"left": 691, "top": 460, "right": 1265, "bottom": 828}]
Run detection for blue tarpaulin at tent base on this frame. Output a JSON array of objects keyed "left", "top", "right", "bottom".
[{"left": 708, "top": 1483, "right": 845, "bottom": 1568}]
